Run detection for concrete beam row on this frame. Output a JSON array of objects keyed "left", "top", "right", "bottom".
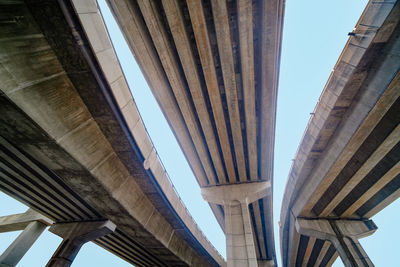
[
  {"left": 280, "top": 2, "right": 400, "bottom": 266},
  {"left": 296, "top": 218, "right": 377, "bottom": 267},
  {"left": 0, "top": 0, "right": 224, "bottom": 265},
  {"left": 70, "top": 0, "right": 225, "bottom": 264},
  {"left": 0, "top": 209, "right": 115, "bottom": 267}
]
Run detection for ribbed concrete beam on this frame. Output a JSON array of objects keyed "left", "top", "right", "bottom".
[
  {"left": 296, "top": 218, "right": 377, "bottom": 267},
  {"left": 280, "top": 2, "right": 400, "bottom": 265},
  {"left": 46, "top": 220, "right": 116, "bottom": 267},
  {"left": 0, "top": 0, "right": 225, "bottom": 265}
]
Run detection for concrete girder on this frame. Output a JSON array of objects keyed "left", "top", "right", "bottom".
[
  {"left": 0, "top": 0, "right": 224, "bottom": 265},
  {"left": 0, "top": 209, "right": 52, "bottom": 233},
  {"left": 202, "top": 182, "right": 271, "bottom": 267},
  {"left": 0, "top": 209, "right": 52, "bottom": 267},
  {"left": 280, "top": 2, "right": 400, "bottom": 266},
  {"left": 296, "top": 218, "right": 377, "bottom": 267},
  {"left": 46, "top": 220, "right": 116, "bottom": 267}
]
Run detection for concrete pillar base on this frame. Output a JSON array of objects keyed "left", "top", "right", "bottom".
[
  {"left": 46, "top": 220, "right": 116, "bottom": 267},
  {"left": 201, "top": 181, "right": 271, "bottom": 267},
  {"left": 296, "top": 218, "right": 377, "bottom": 267}
]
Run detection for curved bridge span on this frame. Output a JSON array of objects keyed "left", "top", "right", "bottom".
[
  {"left": 280, "top": 1, "right": 400, "bottom": 266},
  {"left": 0, "top": 0, "right": 284, "bottom": 266}
]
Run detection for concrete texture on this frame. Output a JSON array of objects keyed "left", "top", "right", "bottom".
[
  {"left": 105, "top": 0, "right": 285, "bottom": 264},
  {"left": 1, "top": 0, "right": 284, "bottom": 265},
  {"left": 0, "top": 209, "right": 52, "bottom": 233},
  {"left": 296, "top": 219, "right": 376, "bottom": 267},
  {"left": 280, "top": 1, "right": 400, "bottom": 266},
  {"left": 47, "top": 220, "right": 116, "bottom": 267},
  {"left": 0, "top": 209, "right": 51, "bottom": 267},
  {"left": 0, "top": 0, "right": 224, "bottom": 266},
  {"left": 72, "top": 1, "right": 225, "bottom": 264},
  {"left": 202, "top": 182, "right": 271, "bottom": 266},
  {"left": 201, "top": 182, "right": 271, "bottom": 206}
]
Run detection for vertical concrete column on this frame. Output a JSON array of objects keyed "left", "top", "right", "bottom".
[
  {"left": 240, "top": 201, "right": 258, "bottom": 264},
  {"left": 0, "top": 221, "right": 47, "bottom": 267},
  {"left": 296, "top": 218, "right": 377, "bottom": 267},
  {"left": 225, "top": 200, "right": 257, "bottom": 266},
  {"left": 0, "top": 209, "right": 52, "bottom": 267},
  {"left": 328, "top": 220, "right": 375, "bottom": 267},
  {"left": 201, "top": 181, "right": 271, "bottom": 267},
  {"left": 46, "top": 220, "right": 116, "bottom": 267}
]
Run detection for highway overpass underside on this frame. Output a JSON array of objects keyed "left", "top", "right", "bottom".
[
  {"left": 280, "top": 1, "right": 400, "bottom": 267},
  {"left": 0, "top": 0, "right": 225, "bottom": 266},
  {"left": 105, "top": 0, "right": 284, "bottom": 266}
]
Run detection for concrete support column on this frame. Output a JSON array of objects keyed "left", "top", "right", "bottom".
[
  {"left": 296, "top": 218, "right": 377, "bottom": 267},
  {"left": 0, "top": 209, "right": 52, "bottom": 267},
  {"left": 224, "top": 200, "right": 257, "bottom": 266},
  {"left": 201, "top": 181, "right": 271, "bottom": 267},
  {"left": 46, "top": 220, "right": 116, "bottom": 267}
]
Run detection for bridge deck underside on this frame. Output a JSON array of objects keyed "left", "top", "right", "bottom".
[
  {"left": 106, "top": 0, "right": 285, "bottom": 263},
  {"left": 280, "top": 1, "right": 400, "bottom": 266},
  {"left": 0, "top": 1, "right": 223, "bottom": 266}
]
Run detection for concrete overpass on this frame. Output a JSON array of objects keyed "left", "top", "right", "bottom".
[
  {"left": 104, "top": 0, "right": 284, "bottom": 266},
  {"left": 0, "top": 0, "right": 225, "bottom": 266},
  {"left": 280, "top": 1, "right": 400, "bottom": 266}
]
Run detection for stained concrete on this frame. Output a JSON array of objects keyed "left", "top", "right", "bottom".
[{"left": 0, "top": 0, "right": 224, "bottom": 266}]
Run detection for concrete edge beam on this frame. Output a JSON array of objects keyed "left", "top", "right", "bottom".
[
  {"left": 0, "top": 208, "right": 53, "bottom": 233},
  {"left": 201, "top": 182, "right": 272, "bottom": 267},
  {"left": 295, "top": 218, "right": 377, "bottom": 267},
  {"left": 46, "top": 220, "right": 116, "bottom": 267},
  {"left": 201, "top": 181, "right": 271, "bottom": 205}
]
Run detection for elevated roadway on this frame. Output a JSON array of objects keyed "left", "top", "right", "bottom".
[
  {"left": 280, "top": 1, "right": 400, "bottom": 266},
  {"left": 105, "top": 0, "right": 285, "bottom": 265},
  {"left": 0, "top": 0, "right": 224, "bottom": 266}
]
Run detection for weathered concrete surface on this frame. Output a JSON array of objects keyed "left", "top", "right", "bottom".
[
  {"left": 280, "top": 1, "right": 400, "bottom": 266},
  {"left": 0, "top": 209, "right": 52, "bottom": 233},
  {"left": 0, "top": 0, "right": 224, "bottom": 266},
  {"left": 105, "top": 0, "right": 285, "bottom": 264},
  {"left": 0, "top": 221, "right": 47, "bottom": 267},
  {"left": 201, "top": 182, "right": 271, "bottom": 206},
  {"left": 202, "top": 182, "right": 271, "bottom": 266},
  {"left": 47, "top": 220, "right": 116, "bottom": 267},
  {"left": 0, "top": 209, "right": 51, "bottom": 267},
  {"left": 296, "top": 219, "right": 376, "bottom": 267},
  {"left": 70, "top": 1, "right": 225, "bottom": 264}
]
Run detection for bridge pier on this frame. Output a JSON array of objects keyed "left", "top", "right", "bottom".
[
  {"left": 0, "top": 209, "right": 52, "bottom": 267},
  {"left": 295, "top": 218, "right": 377, "bottom": 267},
  {"left": 201, "top": 181, "right": 271, "bottom": 267},
  {"left": 46, "top": 220, "right": 116, "bottom": 267}
]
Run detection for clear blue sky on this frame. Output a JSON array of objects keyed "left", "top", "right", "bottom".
[{"left": 1, "top": 0, "right": 398, "bottom": 266}]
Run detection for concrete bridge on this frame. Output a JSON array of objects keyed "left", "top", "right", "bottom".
[
  {"left": 104, "top": 0, "right": 284, "bottom": 266},
  {"left": 0, "top": 0, "right": 284, "bottom": 266},
  {"left": 0, "top": 0, "right": 227, "bottom": 266},
  {"left": 6, "top": 0, "right": 398, "bottom": 266},
  {"left": 280, "top": 1, "right": 400, "bottom": 266}
]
